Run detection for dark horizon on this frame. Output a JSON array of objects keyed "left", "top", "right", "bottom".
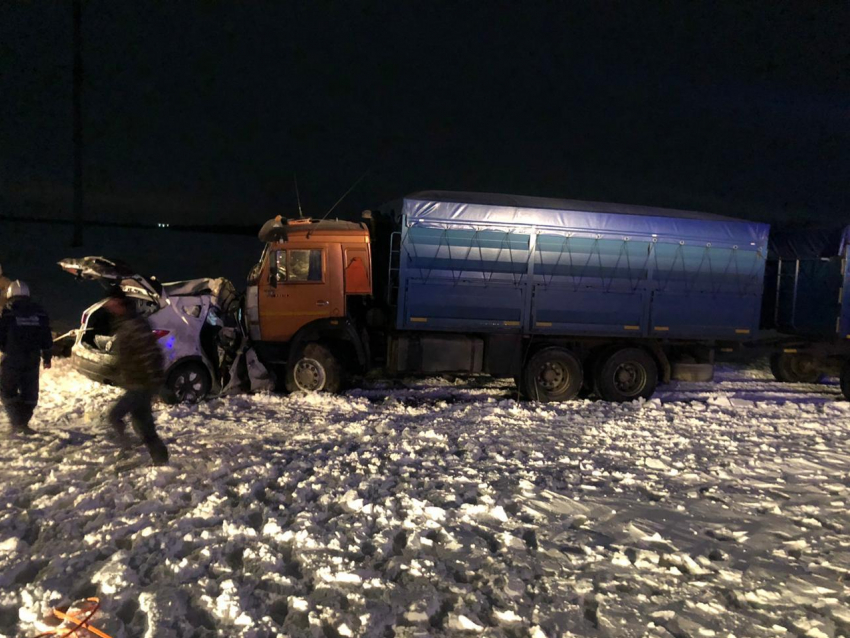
[{"left": 2, "top": 2, "right": 848, "bottom": 230}]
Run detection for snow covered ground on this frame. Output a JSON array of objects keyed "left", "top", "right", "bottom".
[{"left": 2, "top": 361, "right": 850, "bottom": 638}]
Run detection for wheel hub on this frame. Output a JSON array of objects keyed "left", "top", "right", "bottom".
[
  {"left": 538, "top": 361, "right": 567, "bottom": 391},
  {"left": 790, "top": 356, "right": 815, "bottom": 378},
  {"left": 613, "top": 362, "right": 646, "bottom": 396},
  {"left": 174, "top": 370, "right": 204, "bottom": 401},
  {"left": 294, "top": 358, "right": 326, "bottom": 392}
]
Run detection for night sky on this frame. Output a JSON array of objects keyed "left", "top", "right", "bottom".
[{"left": 1, "top": 2, "right": 848, "bottom": 227}]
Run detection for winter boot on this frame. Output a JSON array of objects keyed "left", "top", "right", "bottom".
[
  {"left": 7, "top": 403, "right": 35, "bottom": 435},
  {"left": 146, "top": 436, "right": 169, "bottom": 466}
]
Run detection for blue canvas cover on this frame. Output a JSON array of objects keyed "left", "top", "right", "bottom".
[
  {"left": 402, "top": 191, "right": 769, "bottom": 245},
  {"left": 765, "top": 225, "right": 850, "bottom": 339},
  {"left": 396, "top": 192, "right": 769, "bottom": 340}
]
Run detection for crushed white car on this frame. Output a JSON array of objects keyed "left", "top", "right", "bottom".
[{"left": 59, "top": 256, "right": 241, "bottom": 402}]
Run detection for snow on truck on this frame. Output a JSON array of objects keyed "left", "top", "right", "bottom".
[{"left": 245, "top": 191, "right": 771, "bottom": 402}]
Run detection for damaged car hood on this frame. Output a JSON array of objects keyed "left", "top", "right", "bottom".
[{"left": 58, "top": 256, "right": 161, "bottom": 300}]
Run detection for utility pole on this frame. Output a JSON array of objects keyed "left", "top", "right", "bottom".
[{"left": 71, "top": 0, "right": 84, "bottom": 246}]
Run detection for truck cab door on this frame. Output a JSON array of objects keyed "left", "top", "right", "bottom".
[{"left": 258, "top": 242, "right": 343, "bottom": 342}]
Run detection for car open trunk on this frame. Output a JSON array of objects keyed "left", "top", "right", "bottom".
[
  {"left": 59, "top": 256, "right": 165, "bottom": 384},
  {"left": 78, "top": 297, "right": 159, "bottom": 350}
]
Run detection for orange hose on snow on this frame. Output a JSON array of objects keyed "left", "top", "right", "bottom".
[{"left": 33, "top": 597, "right": 114, "bottom": 638}]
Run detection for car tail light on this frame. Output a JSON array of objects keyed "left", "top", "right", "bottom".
[{"left": 152, "top": 329, "right": 171, "bottom": 340}]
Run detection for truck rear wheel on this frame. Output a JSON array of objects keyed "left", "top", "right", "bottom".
[
  {"left": 594, "top": 347, "right": 658, "bottom": 402},
  {"left": 285, "top": 342, "right": 343, "bottom": 394},
  {"left": 522, "top": 347, "right": 583, "bottom": 402},
  {"left": 841, "top": 361, "right": 850, "bottom": 401},
  {"left": 770, "top": 352, "right": 821, "bottom": 384}
]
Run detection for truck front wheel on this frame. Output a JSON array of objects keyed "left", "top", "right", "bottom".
[
  {"left": 285, "top": 343, "right": 343, "bottom": 394},
  {"left": 522, "top": 347, "right": 583, "bottom": 402},
  {"left": 594, "top": 347, "right": 658, "bottom": 402},
  {"left": 770, "top": 352, "right": 821, "bottom": 384}
]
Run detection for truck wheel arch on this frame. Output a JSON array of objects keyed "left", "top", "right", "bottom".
[{"left": 288, "top": 318, "right": 369, "bottom": 372}]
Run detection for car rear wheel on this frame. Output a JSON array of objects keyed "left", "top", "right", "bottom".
[
  {"left": 285, "top": 343, "right": 343, "bottom": 394},
  {"left": 522, "top": 347, "right": 583, "bottom": 402},
  {"left": 770, "top": 352, "right": 821, "bottom": 384},
  {"left": 594, "top": 347, "right": 658, "bottom": 402},
  {"left": 164, "top": 362, "right": 212, "bottom": 404}
]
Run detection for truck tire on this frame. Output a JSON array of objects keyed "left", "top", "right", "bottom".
[
  {"left": 163, "top": 361, "right": 211, "bottom": 404},
  {"left": 841, "top": 360, "right": 850, "bottom": 401},
  {"left": 594, "top": 347, "right": 658, "bottom": 402},
  {"left": 579, "top": 346, "right": 617, "bottom": 398},
  {"left": 522, "top": 347, "right": 583, "bottom": 402},
  {"left": 285, "top": 342, "right": 343, "bottom": 394},
  {"left": 770, "top": 352, "right": 821, "bottom": 384}
]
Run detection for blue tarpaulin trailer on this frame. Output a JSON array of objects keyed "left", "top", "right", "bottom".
[
  {"left": 760, "top": 226, "right": 850, "bottom": 392},
  {"left": 394, "top": 191, "right": 769, "bottom": 341},
  {"left": 250, "top": 193, "right": 850, "bottom": 402}
]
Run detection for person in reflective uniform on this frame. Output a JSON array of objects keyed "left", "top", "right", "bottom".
[{"left": 0, "top": 281, "right": 52, "bottom": 435}]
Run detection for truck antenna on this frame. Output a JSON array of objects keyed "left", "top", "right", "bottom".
[
  {"left": 319, "top": 169, "right": 369, "bottom": 221},
  {"left": 294, "top": 173, "right": 304, "bottom": 219}
]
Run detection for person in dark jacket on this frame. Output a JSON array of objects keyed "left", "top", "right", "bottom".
[
  {"left": 0, "top": 281, "right": 52, "bottom": 435},
  {"left": 104, "top": 289, "right": 169, "bottom": 465}
]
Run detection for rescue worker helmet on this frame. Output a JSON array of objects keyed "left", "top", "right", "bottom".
[{"left": 7, "top": 280, "right": 30, "bottom": 299}]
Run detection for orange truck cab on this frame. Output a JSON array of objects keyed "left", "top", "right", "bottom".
[{"left": 245, "top": 216, "right": 373, "bottom": 392}]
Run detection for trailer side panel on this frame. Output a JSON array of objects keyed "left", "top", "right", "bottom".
[{"left": 396, "top": 192, "right": 768, "bottom": 341}]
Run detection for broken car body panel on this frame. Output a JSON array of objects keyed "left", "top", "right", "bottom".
[{"left": 59, "top": 257, "right": 238, "bottom": 398}]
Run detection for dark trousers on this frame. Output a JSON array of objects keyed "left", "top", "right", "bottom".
[
  {"left": 107, "top": 388, "right": 169, "bottom": 464},
  {"left": 108, "top": 389, "right": 158, "bottom": 441},
  {"left": 0, "top": 360, "right": 39, "bottom": 430}
]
